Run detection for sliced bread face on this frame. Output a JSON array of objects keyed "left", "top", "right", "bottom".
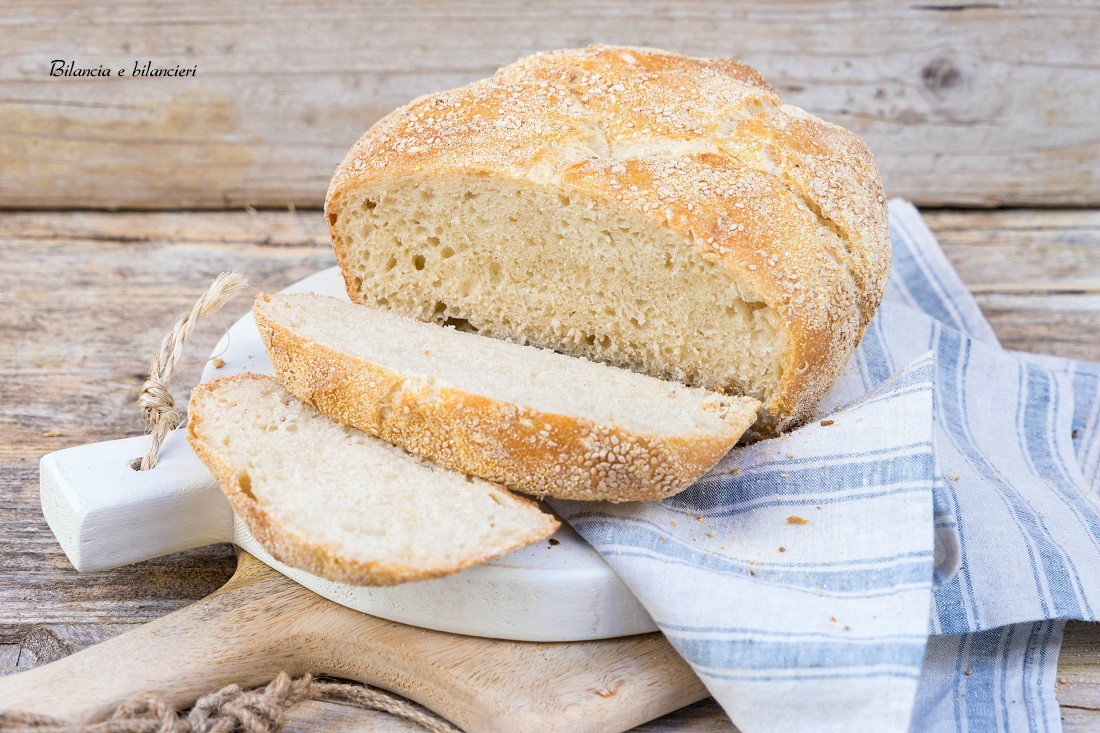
[
  {"left": 255, "top": 292, "right": 760, "bottom": 502},
  {"left": 187, "top": 373, "right": 559, "bottom": 586}
]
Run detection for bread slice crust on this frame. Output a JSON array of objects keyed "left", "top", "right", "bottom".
[
  {"left": 255, "top": 293, "right": 759, "bottom": 502},
  {"left": 187, "top": 373, "right": 559, "bottom": 585}
]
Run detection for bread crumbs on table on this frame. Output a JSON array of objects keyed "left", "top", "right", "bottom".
[
  {"left": 830, "top": 616, "right": 837, "bottom": 622},
  {"left": 548, "top": 538, "right": 560, "bottom": 546},
  {"left": 211, "top": 357, "right": 225, "bottom": 368},
  {"left": 778, "top": 546, "right": 786, "bottom": 552},
  {"left": 42, "top": 430, "right": 60, "bottom": 438},
  {"left": 965, "top": 669, "right": 973, "bottom": 675},
  {"left": 787, "top": 515, "right": 810, "bottom": 525},
  {"left": 820, "top": 419, "right": 834, "bottom": 426},
  {"left": 670, "top": 520, "right": 677, "bottom": 527}
]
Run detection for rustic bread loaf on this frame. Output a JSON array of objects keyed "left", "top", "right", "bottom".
[
  {"left": 325, "top": 45, "right": 889, "bottom": 435},
  {"left": 187, "top": 373, "right": 558, "bottom": 585},
  {"left": 256, "top": 292, "right": 759, "bottom": 502}
]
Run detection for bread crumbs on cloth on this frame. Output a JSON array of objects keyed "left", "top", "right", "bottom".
[{"left": 787, "top": 515, "right": 810, "bottom": 525}]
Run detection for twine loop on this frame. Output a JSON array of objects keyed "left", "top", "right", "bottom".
[{"left": 136, "top": 271, "right": 248, "bottom": 471}]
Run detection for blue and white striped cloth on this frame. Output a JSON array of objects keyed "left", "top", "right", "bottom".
[{"left": 552, "top": 200, "right": 1100, "bottom": 732}]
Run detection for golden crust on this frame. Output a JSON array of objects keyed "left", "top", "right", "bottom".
[
  {"left": 255, "top": 293, "right": 759, "bottom": 502},
  {"left": 187, "top": 373, "right": 559, "bottom": 586},
  {"left": 326, "top": 45, "right": 890, "bottom": 434}
]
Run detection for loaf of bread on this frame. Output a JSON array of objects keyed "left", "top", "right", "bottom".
[
  {"left": 325, "top": 45, "right": 889, "bottom": 435},
  {"left": 187, "top": 374, "right": 558, "bottom": 585},
  {"left": 256, "top": 292, "right": 759, "bottom": 502}
]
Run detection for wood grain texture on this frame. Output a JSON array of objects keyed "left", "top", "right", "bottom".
[
  {"left": 0, "top": 552, "right": 707, "bottom": 733},
  {"left": 1, "top": 1, "right": 1098, "bottom": 210},
  {"left": 0, "top": 208, "right": 1097, "bottom": 729},
  {"left": 0, "top": 620, "right": 1093, "bottom": 732}
]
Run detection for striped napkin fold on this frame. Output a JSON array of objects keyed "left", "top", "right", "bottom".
[{"left": 551, "top": 200, "right": 1100, "bottom": 733}]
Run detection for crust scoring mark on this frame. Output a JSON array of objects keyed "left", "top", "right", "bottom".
[{"left": 523, "top": 51, "right": 861, "bottom": 311}]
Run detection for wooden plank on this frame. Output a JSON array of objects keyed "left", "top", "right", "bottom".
[
  {"left": 1059, "top": 620, "right": 1100, "bottom": 720},
  {"left": 922, "top": 210, "right": 1100, "bottom": 293},
  {"left": 0, "top": 208, "right": 1097, "bottom": 730},
  {"left": 922, "top": 209, "right": 1100, "bottom": 360},
  {"left": 0, "top": 622, "right": 1095, "bottom": 730},
  {"left": 1, "top": 1, "right": 1097, "bottom": 210},
  {"left": 0, "top": 554, "right": 707, "bottom": 733}
]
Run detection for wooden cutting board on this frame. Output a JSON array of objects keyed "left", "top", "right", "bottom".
[{"left": 0, "top": 550, "right": 708, "bottom": 732}]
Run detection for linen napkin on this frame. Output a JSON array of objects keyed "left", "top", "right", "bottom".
[{"left": 551, "top": 200, "right": 1100, "bottom": 732}]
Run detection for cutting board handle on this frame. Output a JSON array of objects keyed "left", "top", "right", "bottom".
[
  {"left": 40, "top": 430, "right": 233, "bottom": 572},
  {"left": 40, "top": 270, "right": 247, "bottom": 574},
  {"left": 0, "top": 552, "right": 706, "bottom": 733}
]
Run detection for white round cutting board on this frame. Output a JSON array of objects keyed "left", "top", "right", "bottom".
[{"left": 202, "top": 267, "right": 657, "bottom": 641}]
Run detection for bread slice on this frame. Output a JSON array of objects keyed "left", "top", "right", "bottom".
[
  {"left": 255, "top": 292, "right": 760, "bottom": 502},
  {"left": 187, "top": 373, "right": 559, "bottom": 586},
  {"left": 324, "top": 46, "right": 890, "bottom": 436}
]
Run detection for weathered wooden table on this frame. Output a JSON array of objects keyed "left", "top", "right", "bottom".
[
  {"left": 1, "top": 1, "right": 1098, "bottom": 729},
  {"left": 2, "top": 209, "right": 1097, "bottom": 730}
]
